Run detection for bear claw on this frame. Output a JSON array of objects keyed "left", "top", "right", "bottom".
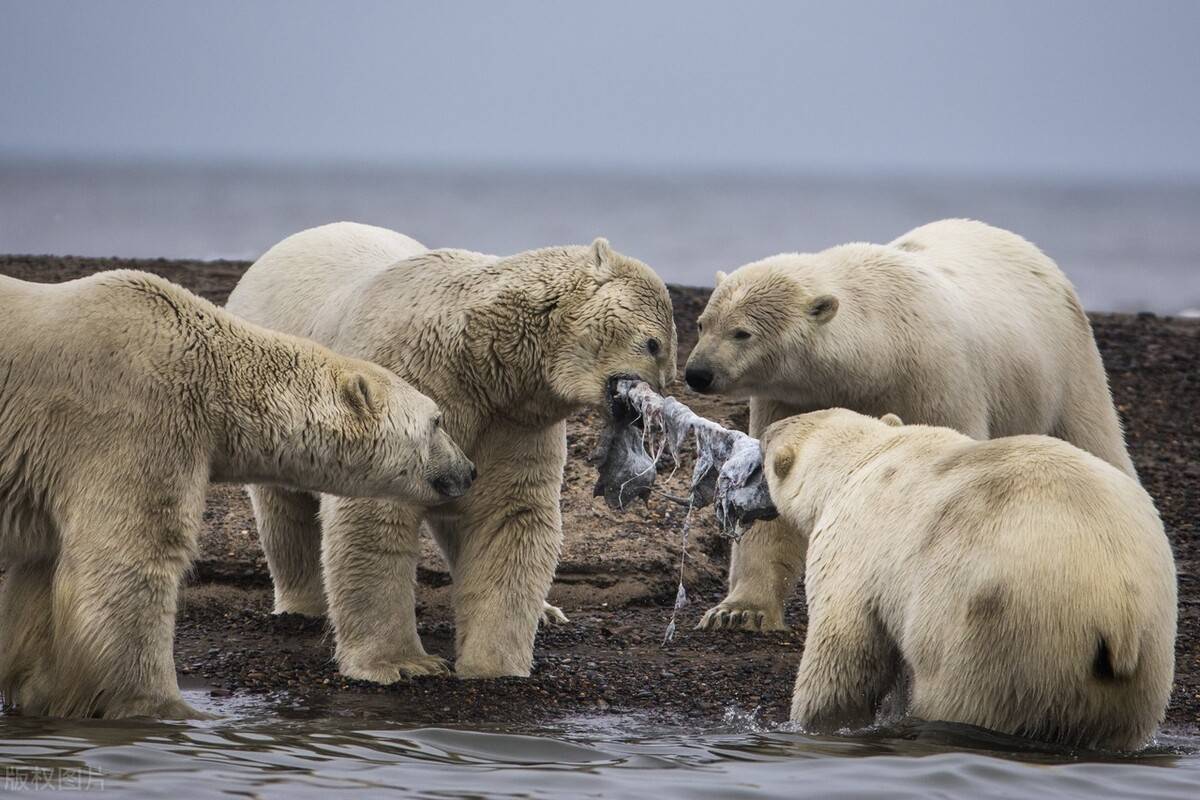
[
  {"left": 340, "top": 654, "right": 452, "bottom": 684},
  {"left": 697, "top": 603, "right": 785, "bottom": 632}
]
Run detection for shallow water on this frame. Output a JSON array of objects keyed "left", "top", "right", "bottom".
[{"left": 1, "top": 692, "right": 1196, "bottom": 799}]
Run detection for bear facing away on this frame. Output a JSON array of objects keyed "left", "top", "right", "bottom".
[
  {"left": 226, "top": 222, "right": 677, "bottom": 680},
  {"left": 686, "top": 219, "right": 1137, "bottom": 632},
  {"left": 0, "top": 270, "right": 474, "bottom": 718},
  {"left": 759, "top": 409, "right": 1175, "bottom": 751}
]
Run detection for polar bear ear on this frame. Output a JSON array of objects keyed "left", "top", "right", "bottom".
[
  {"left": 881, "top": 413, "right": 904, "bottom": 427},
  {"left": 772, "top": 445, "right": 796, "bottom": 480},
  {"left": 591, "top": 237, "right": 617, "bottom": 284},
  {"left": 340, "top": 372, "right": 381, "bottom": 418},
  {"left": 714, "top": 270, "right": 728, "bottom": 286},
  {"left": 808, "top": 294, "right": 839, "bottom": 324}
]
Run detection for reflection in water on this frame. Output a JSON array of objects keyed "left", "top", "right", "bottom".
[{"left": 0, "top": 692, "right": 1196, "bottom": 799}]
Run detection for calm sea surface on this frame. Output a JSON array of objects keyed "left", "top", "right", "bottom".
[
  {"left": 0, "top": 692, "right": 1196, "bottom": 799},
  {"left": 2, "top": 161, "right": 1199, "bottom": 314}
]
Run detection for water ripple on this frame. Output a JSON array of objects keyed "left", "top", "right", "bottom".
[{"left": 0, "top": 696, "right": 1196, "bottom": 799}]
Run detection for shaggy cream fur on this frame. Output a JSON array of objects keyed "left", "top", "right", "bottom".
[
  {"left": 226, "top": 222, "right": 677, "bottom": 680},
  {"left": 687, "top": 219, "right": 1135, "bottom": 632},
  {"left": 762, "top": 409, "right": 1174, "bottom": 751},
  {"left": 0, "top": 270, "right": 473, "bottom": 718}
]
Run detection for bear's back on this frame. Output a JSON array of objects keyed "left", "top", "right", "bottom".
[
  {"left": 227, "top": 221, "right": 429, "bottom": 342},
  {"left": 0, "top": 271, "right": 232, "bottom": 488},
  {"left": 909, "top": 433, "right": 1163, "bottom": 578},
  {"left": 1, "top": 270, "right": 181, "bottom": 360},
  {"left": 889, "top": 219, "right": 1076, "bottom": 312},
  {"left": 881, "top": 220, "right": 1095, "bottom": 436}
]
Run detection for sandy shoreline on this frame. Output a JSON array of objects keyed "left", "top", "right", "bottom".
[{"left": 1, "top": 253, "right": 1197, "bottom": 731}]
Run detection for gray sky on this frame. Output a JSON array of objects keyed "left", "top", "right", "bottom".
[{"left": 2, "top": 0, "right": 1198, "bottom": 177}]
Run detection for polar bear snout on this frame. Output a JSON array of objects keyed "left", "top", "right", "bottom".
[
  {"left": 430, "top": 466, "right": 475, "bottom": 499},
  {"left": 684, "top": 364, "right": 715, "bottom": 393},
  {"left": 427, "top": 434, "right": 476, "bottom": 500}
]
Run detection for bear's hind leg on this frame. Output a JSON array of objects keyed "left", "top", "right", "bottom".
[
  {"left": 1051, "top": 394, "right": 1137, "bottom": 479},
  {"left": 248, "top": 485, "right": 327, "bottom": 616},
  {"left": 0, "top": 557, "right": 56, "bottom": 712},
  {"left": 48, "top": 506, "right": 202, "bottom": 719},
  {"left": 321, "top": 496, "right": 449, "bottom": 682},
  {"left": 790, "top": 604, "right": 899, "bottom": 732}
]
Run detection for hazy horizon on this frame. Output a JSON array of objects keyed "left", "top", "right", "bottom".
[{"left": 3, "top": 1, "right": 1198, "bottom": 313}]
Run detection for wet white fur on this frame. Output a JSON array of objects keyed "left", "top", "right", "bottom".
[
  {"left": 0, "top": 270, "right": 470, "bottom": 718},
  {"left": 690, "top": 219, "right": 1136, "bottom": 632},
  {"left": 763, "top": 409, "right": 1174, "bottom": 751},
  {"left": 226, "top": 222, "right": 676, "bottom": 680}
]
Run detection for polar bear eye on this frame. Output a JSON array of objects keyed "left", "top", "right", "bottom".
[
  {"left": 433, "top": 413, "right": 443, "bottom": 428},
  {"left": 646, "top": 337, "right": 661, "bottom": 356},
  {"left": 733, "top": 329, "right": 752, "bottom": 341}
]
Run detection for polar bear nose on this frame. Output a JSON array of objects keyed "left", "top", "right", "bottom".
[
  {"left": 431, "top": 461, "right": 476, "bottom": 499},
  {"left": 685, "top": 366, "right": 714, "bottom": 392}
]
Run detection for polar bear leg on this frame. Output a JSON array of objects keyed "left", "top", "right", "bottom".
[
  {"left": 700, "top": 398, "right": 807, "bottom": 632},
  {"left": 320, "top": 496, "right": 449, "bottom": 682},
  {"left": 0, "top": 557, "right": 56, "bottom": 710},
  {"left": 790, "top": 603, "right": 899, "bottom": 731},
  {"left": 432, "top": 520, "right": 568, "bottom": 632},
  {"left": 49, "top": 506, "right": 202, "bottom": 719},
  {"left": 248, "top": 485, "right": 327, "bottom": 617},
  {"left": 698, "top": 518, "right": 805, "bottom": 631},
  {"left": 449, "top": 425, "right": 565, "bottom": 678},
  {"left": 1052, "top": 383, "right": 1138, "bottom": 478}
]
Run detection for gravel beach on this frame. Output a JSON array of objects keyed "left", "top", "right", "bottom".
[{"left": 2, "top": 253, "right": 1197, "bottom": 731}]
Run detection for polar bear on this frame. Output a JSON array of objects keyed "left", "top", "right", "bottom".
[
  {"left": 0, "top": 270, "right": 474, "bottom": 719},
  {"left": 687, "top": 219, "right": 1136, "bottom": 632},
  {"left": 759, "top": 409, "right": 1175, "bottom": 751},
  {"left": 225, "top": 222, "right": 676, "bottom": 680}
]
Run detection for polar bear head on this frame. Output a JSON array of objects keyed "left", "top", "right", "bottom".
[
  {"left": 237, "top": 357, "right": 476, "bottom": 506},
  {"left": 759, "top": 408, "right": 903, "bottom": 529},
  {"left": 684, "top": 254, "right": 840, "bottom": 399},
  {"left": 544, "top": 238, "right": 677, "bottom": 408}
]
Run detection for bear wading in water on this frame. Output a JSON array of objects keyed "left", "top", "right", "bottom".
[
  {"left": 0, "top": 270, "right": 474, "bottom": 719},
  {"left": 758, "top": 409, "right": 1174, "bottom": 751}
]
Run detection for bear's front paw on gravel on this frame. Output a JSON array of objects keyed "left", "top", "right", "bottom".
[
  {"left": 539, "top": 602, "right": 569, "bottom": 626},
  {"left": 696, "top": 600, "right": 787, "bottom": 632},
  {"left": 340, "top": 654, "right": 452, "bottom": 684}
]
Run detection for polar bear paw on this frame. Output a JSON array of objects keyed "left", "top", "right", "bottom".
[
  {"left": 540, "top": 602, "right": 569, "bottom": 626},
  {"left": 340, "top": 654, "right": 452, "bottom": 684},
  {"left": 105, "top": 695, "right": 217, "bottom": 720},
  {"left": 272, "top": 586, "right": 328, "bottom": 618},
  {"left": 697, "top": 600, "right": 787, "bottom": 632}
]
